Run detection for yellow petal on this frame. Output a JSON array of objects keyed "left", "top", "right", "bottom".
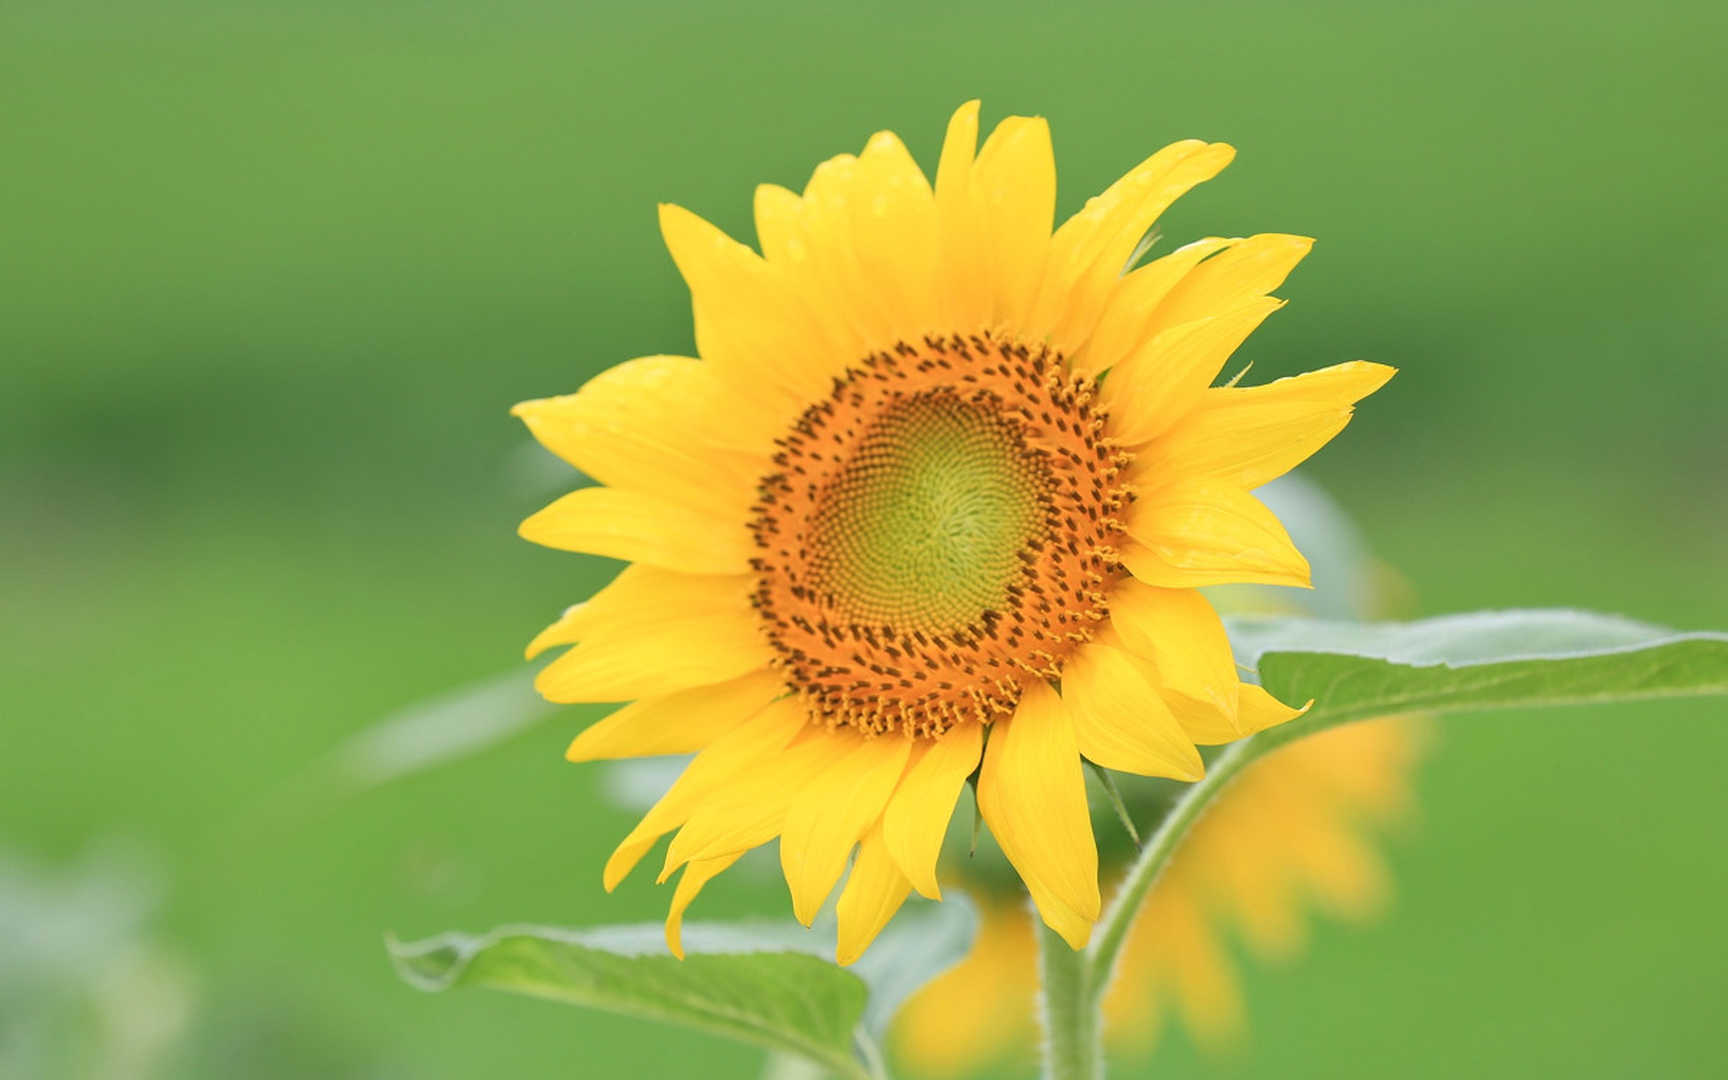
[
  {"left": 511, "top": 355, "right": 772, "bottom": 514},
  {"left": 847, "top": 130, "right": 940, "bottom": 335},
  {"left": 753, "top": 183, "right": 803, "bottom": 266},
  {"left": 525, "top": 603, "right": 586, "bottom": 661},
  {"left": 1130, "top": 361, "right": 1397, "bottom": 490},
  {"left": 1123, "top": 481, "right": 1312, "bottom": 589},
  {"left": 1075, "top": 236, "right": 1234, "bottom": 378},
  {"left": 976, "top": 681, "right": 1100, "bottom": 948},
  {"left": 1060, "top": 643, "right": 1203, "bottom": 780},
  {"left": 881, "top": 723, "right": 983, "bottom": 900},
  {"left": 518, "top": 485, "right": 754, "bottom": 575},
  {"left": 533, "top": 571, "right": 773, "bottom": 704},
  {"left": 1108, "top": 580, "right": 1241, "bottom": 740},
  {"left": 762, "top": 135, "right": 939, "bottom": 352},
  {"left": 1151, "top": 233, "right": 1313, "bottom": 328},
  {"left": 835, "top": 822, "right": 914, "bottom": 965},
  {"left": 527, "top": 563, "right": 753, "bottom": 660},
  {"left": 934, "top": 100, "right": 990, "bottom": 330},
  {"left": 1030, "top": 140, "right": 1235, "bottom": 349},
  {"left": 1099, "top": 297, "right": 1285, "bottom": 445},
  {"left": 664, "top": 852, "right": 743, "bottom": 960},
  {"left": 658, "top": 202, "right": 838, "bottom": 410},
  {"left": 658, "top": 729, "right": 857, "bottom": 878},
  {"left": 971, "top": 115, "right": 1056, "bottom": 327},
  {"left": 779, "top": 733, "right": 914, "bottom": 925},
  {"left": 1235, "top": 681, "right": 1310, "bottom": 737},
  {"left": 601, "top": 697, "right": 807, "bottom": 890},
  {"left": 565, "top": 669, "right": 787, "bottom": 763}
]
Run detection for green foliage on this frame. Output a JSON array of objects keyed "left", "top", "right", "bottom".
[
  {"left": 388, "top": 895, "right": 976, "bottom": 1078},
  {"left": 1227, "top": 610, "right": 1728, "bottom": 729},
  {"left": 1049, "top": 609, "right": 1728, "bottom": 1080},
  {"left": 389, "top": 924, "right": 872, "bottom": 1079}
]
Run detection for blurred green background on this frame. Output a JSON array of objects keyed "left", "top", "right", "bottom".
[{"left": 4, "top": 0, "right": 1725, "bottom": 1076}]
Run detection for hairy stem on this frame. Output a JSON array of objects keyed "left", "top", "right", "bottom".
[{"left": 1036, "top": 916, "right": 1101, "bottom": 1080}]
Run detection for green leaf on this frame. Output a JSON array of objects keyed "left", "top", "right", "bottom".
[
  {"left": 329, "top": 669, "right": 555, "bottom": 791},
  {"left": 388, "top": 923, "right": 871, "bottom": 1079},
  {"left": 1226, "top": 609, "right": 1728, "bottom": 721},
  {"left": 1074, "top": 609, "right": 1728, "bottom": 1078}
]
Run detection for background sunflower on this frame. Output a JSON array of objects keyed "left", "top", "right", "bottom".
[{"left": 3, "top": 2, "right": 1723, "bottom": 1079}]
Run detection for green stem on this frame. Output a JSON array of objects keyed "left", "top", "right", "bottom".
[
  {"left": 1035, "top": 700, "right": 1394, "bottom": 1079},
  {"left": 1036, "top": 916, "right": 1101, "bottom": 1080},
  {"left": 854, "top": 1027, "right": 892, "bottom": 1080},
  {"left": 1086, "top": 702, "right": 1389, "bottom": 1016}
]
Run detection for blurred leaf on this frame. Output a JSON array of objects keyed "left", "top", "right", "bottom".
[
  {"left": 388, "top": 896, "right": 976, "bottom": 1075},
  {"left": 389, "top": 923, "right": 871, "bottom": 1079},
  {"left": 1226, "top": 610, "right": 1728, "bottom": 719},
  {"left": 331, "top": 669, "right": 556, "bottom": 790}
]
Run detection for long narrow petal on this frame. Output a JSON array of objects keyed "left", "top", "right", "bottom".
[
  {"left": 779, "top": 734, "right": 914, "bottom": 925},
  {"left": 972, "top": 116, "right": 1056, "bottom": 327},
  {"left": 1075, "top": 237, "right": 1234, "bottom": 378},
  {"left": 1130, "top": 361, "right": 1396, "bottom": 490},
  {"left": 602, "top": 697, "right": 807, "bottom": 890},
  {"left": 658, "top": 730, "right": 858, "bottom": 878},
  {"left": 664, "top": 852, "right": 743, "bottom": 959},
  {"left": 1030, "top": 141, "right": 1235, "bottom": 349},
  {"left": 836, "top": 823, "right": 915, "bottom": 965},
  {"left": 1060, "top": 643, "right": 1203, "bottom": 780},
  {"left": 533, "top": 567, "right": 772, "bottom": 704},
  {"left": 881, "top": 722, "right": 983, "bottom": 899},
  {"left": 527, "top": 563, "right": 756, "bottom": 659},
  {"left": 565, "top": 669, "right": 786, "bottom": 763},
  {"left": 1149, "top": 233, "right": 1313, "bottom": 330},
  {"left": 934, "top": 100, "right": 989, "bottom": 330},
  {"left": 1123, "top": 482, "right": 1312, "bottom": 589},
  {"left": 535, "top": 606, "right": 773, "bottom": 705},
  {"left": 976, "top": 682, "right": 1100, "bottom": 948},
  {"left": 659, "top": 203, "right": 839, "bottom": 410},
  {"left": 1099, "top": 298, "right": 1284, "bottom": 445},
  {"left": 847, "top": 131, "right": 940, "bottom": 335},
  {"left": 762, "top": 134, "right": 939, "bottom": 353},
  {"left": 512, "top": 355, "right": 773, "bottom": 510},
  {"left": 518, "top": 486, "right": 755, "bottom": 575},
  {"left": 1108, "top": 580, "right": 1241, "bottom": 738}
]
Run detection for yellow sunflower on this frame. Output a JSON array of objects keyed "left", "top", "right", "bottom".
[
  {"left": 896, "top": 716, "right": 1428, "bottom": 1073},
  {"left": 515, "top": 101, "right": 1394, "bottom": 962}
]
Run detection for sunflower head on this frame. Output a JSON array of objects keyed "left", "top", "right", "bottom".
[
  {"left": 750, "top": 333, "right": 1132, "bottom": 738},
  {"left": 516, "top": 101, "right": 1394, "bottom": 963}
]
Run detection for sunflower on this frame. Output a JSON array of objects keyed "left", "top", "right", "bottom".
[
  {"left": 895, "top": 716, "right": 1428, "bottom": 1073},
  {"left": 515, "top": 101, "right": 1393, "bottom": 962}
]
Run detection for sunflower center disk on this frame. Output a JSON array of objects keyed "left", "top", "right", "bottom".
[
  {"left": 749, "top": 334, "right": 1134, "bottom": 738},
  {"left": 807, "top": 391, "right": 1047, "bottom": 635}
]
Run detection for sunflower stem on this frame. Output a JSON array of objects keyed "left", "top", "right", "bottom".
[
  {"left": 1035, "top": 914, "right": 1103, "bottom": 1080},
  {"left": 1035, "top": 701, "right": 1394, "bottom": 1078},
  {"left": 1082, "top": 701, "right": 1393, "bottom": 1016}
]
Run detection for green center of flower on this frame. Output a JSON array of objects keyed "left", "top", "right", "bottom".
[{"left": 806, "top": 389, "right": 1051, "bottom": 634}]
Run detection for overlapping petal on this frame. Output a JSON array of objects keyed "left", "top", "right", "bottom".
[
  {"left": 1123, "top": 481, "right": 1312, "bottom": 589},
  {"left": 1061, "top": 643, "right": 1204, "bottom": 780},
  {"left": 977, "top": 681, "right": 1101, "bottom": 947},
  {"left": 882, "top": 723, "right": 983, "bottom": 899},
  {"left": 512, "top": 355, "right": 775, "bottom": 508},
  {"left": 518, "top": 101, "right": 1396, "bottom": 970},
  {"left": 518, "top": 486, "right": 755, "bottom": 575},
  {"left": 1129, "top": 361, "right": 1396, "bottom": 490}
]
